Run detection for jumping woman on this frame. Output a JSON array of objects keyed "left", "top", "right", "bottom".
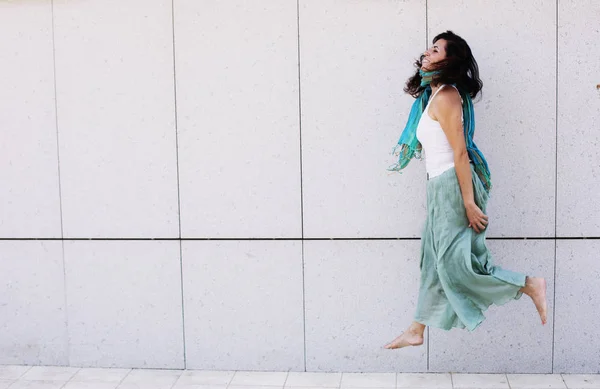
[{"left": 384, "top": 31, "right": 548, "bottom": 349}]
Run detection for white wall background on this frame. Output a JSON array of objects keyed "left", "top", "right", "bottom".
[{"left": 1, "top": 0, "right": 599, "bottom": 373}]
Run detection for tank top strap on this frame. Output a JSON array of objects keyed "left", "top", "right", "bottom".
[
  {"left": 426, "top": 84, "right": 464, "bottom": 111},
  {"left": 429, "top": 84, "right": 447, "bottom": 101},
  {"left": 424, "top": 84, "right": 447, "bottom": 116},
  {"left": 447, "top": 84, "right": 464, "bottom": 104},
  {"left": 424, "top": 85, "right": 447, "bottom": 112}
]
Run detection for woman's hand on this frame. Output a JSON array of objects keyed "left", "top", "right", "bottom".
[{"left": 465, "top": 202, "right": 488, "bottom": 233}]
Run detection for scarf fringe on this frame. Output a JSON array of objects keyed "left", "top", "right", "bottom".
[{"left": 387, "top": 143, "right": 423, "bottom": 172}]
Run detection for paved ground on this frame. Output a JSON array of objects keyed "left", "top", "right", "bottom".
[{"left": 0, "top": 366, "right": 599, "bottom": 389}]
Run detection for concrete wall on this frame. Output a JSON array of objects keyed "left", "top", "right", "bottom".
[{"left": 1, "top": 0, "right": 599, "bottom": 373}]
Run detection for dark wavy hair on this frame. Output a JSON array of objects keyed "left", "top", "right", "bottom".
[{"left": 404, "top": 31, "right": 483, "bottom": 99}]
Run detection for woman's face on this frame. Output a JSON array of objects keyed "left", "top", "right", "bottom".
[{"left": 421, "top": 39, "right": 447, "bottom": 71}]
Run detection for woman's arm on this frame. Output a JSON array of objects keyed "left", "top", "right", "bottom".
[{"left": 432, "top": 88, "right": 488, "bottom": 233}]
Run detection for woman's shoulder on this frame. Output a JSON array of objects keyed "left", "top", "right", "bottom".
[
  {"left": 433, "top": 85, "right": 462, "bottom": 107},
  {"left": 428, "top": 85, "right": 463, "bottom": 122}
]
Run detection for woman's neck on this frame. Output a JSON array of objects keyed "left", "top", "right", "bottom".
[{"left": 430, "top": 83, "right": 443, "bottom": 95}]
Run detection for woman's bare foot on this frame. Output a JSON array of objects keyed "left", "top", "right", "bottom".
[
  {"left": 384, "top": 322, "right": 425, "bottom": 349},
  {"left": 520, "top": 276, "right": 548, "bottom": 325}
]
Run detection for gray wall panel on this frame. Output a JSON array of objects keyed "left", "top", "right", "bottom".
[
  {"left": 0, "top": 1, "right": 62, "bottom": 238},
  {"left": 64, "top": 241, "right": 184, "bottom": 368},
  {"left": 0, "top": 242, "right": 67, "bottom": 365},
  {"left": 182, "top": 241, "right": 304, "bottom": 370},
  {"left": 54, "top": 0, "right": 180, "bottom": 238},
  {"left": 428, "top": 0, "right": 556, "bottom": 238},
  {"left": 304, "top": 240, "right": 426, "bottom": 372},
  {"left": 554, "top": 240, "right": 600, "bottom": 373},
  {"left": 301, "top": 0, "right": 427, "bottom": 238},
  {"left": 175, "top": 0, "right": 302, "bottom": 238},
  {"left": 429, "top": 240, "right": 554, "bottom": 373},
  {"left": 557, "top": 0, "right": 600, "bottom": 237}
]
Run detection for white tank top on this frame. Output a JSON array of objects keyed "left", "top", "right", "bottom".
[{"left": 416, "top": 84, "right": 462, "bottom": 178}]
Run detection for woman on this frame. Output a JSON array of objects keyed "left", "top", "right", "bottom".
[{"left": 383, "top": 31, "right": 547, "bottom": 349}]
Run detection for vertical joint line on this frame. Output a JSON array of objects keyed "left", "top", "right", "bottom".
[
  {"left": 50, "top": 0, "right": 65, "bottom": 239},
  {"left": 551, "top": 0, "right": 558, "bottom": 374},
  {"left": 171, "top": 0, "right": 182, "bottom": 240},
  {"left": 171, "top": 0, "right": 186, "bottom": 369},
  {"left": 50, "top": 0, "right": 64, "bottom": 240},
  {"left": 427, "top": 326, "right": 430, "bottom": 370},
  {"left": 296, "top": 0, "right": 307, "bottom": 372},
  {"left": 296, "top": 0, "right": 302, "bottom": 232},
  {"left": 425, "top": 0, "right": 428, "bottom": 48},
  {"left": 50, "top": 0, "right": 70, "bottom": 366}
]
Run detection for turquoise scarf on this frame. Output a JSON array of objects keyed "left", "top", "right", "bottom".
[{"left": 388, "top": 70, "right": 492, "bottom": 193}]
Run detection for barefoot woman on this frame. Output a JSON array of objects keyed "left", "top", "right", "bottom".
[{"left": 384, "top": 31, "right": 547, "bottom": 349}]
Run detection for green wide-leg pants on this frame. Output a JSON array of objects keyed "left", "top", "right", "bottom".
[{"left": 413, "top": 164, "right": 527, "bottom": 331}]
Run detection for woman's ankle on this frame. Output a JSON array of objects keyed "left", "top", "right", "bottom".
[{"left": 409, "top": 321, "right": 426, "bottom": 335}]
